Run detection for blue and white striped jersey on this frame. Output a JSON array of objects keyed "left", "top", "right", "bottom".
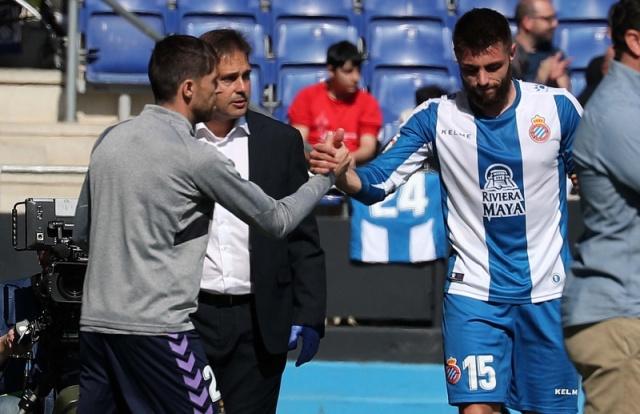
[
  {"left": 354, "top": 80, "right": 582, "bottom": 304},
  {"left": 349, "top": 171, "right": 448, "bottom": 263}
]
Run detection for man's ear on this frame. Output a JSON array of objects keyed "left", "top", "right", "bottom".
[
  {"left": 509, "top": 42, "right": 517, "bottom": 61},
  {"left": 521, "top": 15, "right": 533, "bottom": 32},
  {"left": 624, "top": 29, "right": 640, "bottom": 58},
  {"left": 326, "top": 64, "right": 336, "bottom": 80},
  {"left": 179, "top": 79, "right": 195, "bottom": 102}
]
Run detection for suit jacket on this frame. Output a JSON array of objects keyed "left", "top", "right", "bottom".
[{"left": 245, "top": 110, "right": 326, "bottom": 354}]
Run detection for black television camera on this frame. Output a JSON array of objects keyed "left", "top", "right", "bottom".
[
  {"left": 11, "top": 198, "right": 85, "bottom": 414},
  {"left": 12, "top": 198, "right": 86, "bottom": 304}
]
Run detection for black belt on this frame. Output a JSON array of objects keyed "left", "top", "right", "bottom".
[{"left": 198, "top": 291, "right": 253, "bottom": 307}]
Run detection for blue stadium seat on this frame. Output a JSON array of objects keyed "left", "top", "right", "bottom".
[
  {"left": 272, "top": 2, "right": 360, "bottom": 121},
  {"left": 553, "top": 0, "right": 613, "bottom": 97},
  {"left": 364, "top": 0, "right": 449, "bottom": 20},
  {"left": 83, "top": 0, "right": 170, "bottom": 85},
  {"left": 569, "top": 71, "right": 586, "bottom": 98},
  {"left": 555, "top": 0, "right": 616, "bottom": 20},
  {"left": 248, "top": 70, "right": 264, "bottom": 106},
  {"left": 173, "top": 0, "right": 270, "bottom": 103},
  {"left": 363, "top": 1, "right": 453, "bottom": 89},
  {"left": 274, "top": 65, "right": 327, "bottom": 122},
  {"left": 174, "top": 0, "right": 267, "bottom": 45},
  {"left": 555, "top": 23, "right": 610, "bottom": 70},
  {"left": 365, "top": 19, "right": 456, "bottom": 123},
  {"left": 175, "top": 0, "right": 265, "bottom": 32},
  {"left": 555, "top": 21, "right": 610, "bottom": 97},
  {"left": 274, "top": 66, "right": 328, "bottom": 121},
  {"left": 271, "top": 0, "right": 360, "bottom": 31},
  {"left": 371, "top": 68, "right": 457, "bottom": 124},
  {"left": 271, "top": 0, "right": 361, "bottom": 68},
  {"left": 273, "top": 19, "right": 359, "bottom": 119},
  {"left": 455, "top": 0, "right": 520, "bottom": 19},
  {"left": 367, "top": 20, "right": 453, "bottom": 70},
  {"left": 274, "top": 19, "right": 359, "bottom": 66}
]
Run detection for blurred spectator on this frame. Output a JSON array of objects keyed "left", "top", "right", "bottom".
[
  {"left": 415, "top": 85, "right": 448, "bottom": 107},
  {"left": 379, "top": 85, "right": 449, "bottom": 149},
  {"left": 0, "top": 328, "right": 28, "bottom": 367},
  {"left": 0, "top": 328, "right": 31, "bottom": 414},
  {"left": 577, "top": 46, "right": 615, "bottom": 106},
  {"left": 399, "top": 85, "right": 448, "bottom": 125},
  {"left": 513, "top": 0, "right": 572, "bottom": 89},
  {"left": 562, "top": 1, "right": 640, "bottom": 414},
  {"left": 288, "top": 41, "right": 382, "bottom": 165}
]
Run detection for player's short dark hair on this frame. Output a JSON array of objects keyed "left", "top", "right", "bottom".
[
  {"left": 148, "top": 35, "right": 217, "bottom": 104},
  {"left": 609, "top": 0, "right": 640, "bottom": 59},
  {"left": 200, "top": 28, "right": 252, "bottom": 59},
  {"left": 327, "top": 40, "right": 363, "bottom": 69},
  {"left": 453, "top": 8, "right": 513, "bottom": 57}
]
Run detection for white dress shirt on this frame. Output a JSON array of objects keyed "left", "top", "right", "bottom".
[{"left": 195, "top": 118, "right": 252, "bottom": 294}]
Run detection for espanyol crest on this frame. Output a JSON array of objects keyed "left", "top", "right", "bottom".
[
  {"left": 529, "top": 115, "right": 551, "bottom": 143},
  {"left": 445, "top": 357, "right": 462, "bottom": 385}
]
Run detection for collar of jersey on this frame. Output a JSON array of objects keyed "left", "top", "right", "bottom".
[{"left": 473, "top": 79, "right": 521, "bottom": 122}]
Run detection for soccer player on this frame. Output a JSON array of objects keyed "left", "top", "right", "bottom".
[
  {"left": 74, "top": 35, "right": 349, "bottom": 413},
  {"left": 310, "top": 8, "right": 581, "bottom": 414}
]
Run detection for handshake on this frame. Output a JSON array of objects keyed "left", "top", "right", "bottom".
[{"left": 309, "top": 129, "right": 358, "bottom": 192}]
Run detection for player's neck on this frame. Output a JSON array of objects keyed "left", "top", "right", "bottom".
[
  {"left": 476, "top": 81, "right": 517, "bottom": 118},
  {"left": 161, "top": 100, "right": 196, "bottom": 126},
  {"left": 327, "top": 82, "right": 355, "bottom": 102},
  {"left": 620, "top": 54, "right": 640, "bottom": 74}
]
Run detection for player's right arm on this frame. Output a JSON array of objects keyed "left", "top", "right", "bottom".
[
  {"left": 190, "top": 131, "right": 349, "bottom": 239},
  {"left": 312, "top": 100, "right": 438, "bottom": 205}
]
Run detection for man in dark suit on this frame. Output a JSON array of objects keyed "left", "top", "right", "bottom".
[{"left": 191, "top": 29, "right": 326, "bottom": 414}]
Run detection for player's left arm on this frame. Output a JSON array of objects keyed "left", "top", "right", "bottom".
[
  {"left": 555, "top": 92, "right": 583, "bottom": 179},
  {"left": 286, "top": 127, "right": 327, "bottom": 336}
]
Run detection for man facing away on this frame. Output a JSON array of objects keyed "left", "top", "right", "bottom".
[
  {"left": 513, "top": 0, "right": 571, "bottom": 90},
  {"left": 288, "top": 40, "right": 382, "bottom": 165},
  {"left": 191, "top": 29, "right": 326, "bottom": 414},
  {"left": 562, "top": 1, "right": 640, "bottom": 413},
  {"left": 73, "top": 35, "right": 349, "bottom": 414},
  {"left": 311, "top": 8, "right": 581, "bottom": 414}
]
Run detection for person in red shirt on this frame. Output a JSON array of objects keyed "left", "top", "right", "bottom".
[{"left": 288, "top": 41, "right": 382, "bottom": 165}]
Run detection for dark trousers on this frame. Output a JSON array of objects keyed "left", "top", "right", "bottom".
[
  {"left": 191, "top": 293, "right": 287, "bottom": 414},
  {"left": 78, "top": 331, "right": 217, "bottom": 414}
]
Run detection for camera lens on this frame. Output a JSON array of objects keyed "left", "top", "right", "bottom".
[
  {"left": 53, "top": 263, "right": 85, "bottom": 302},
  {"left": 58, "top": 272, "right": 83, "bottom": 300}
]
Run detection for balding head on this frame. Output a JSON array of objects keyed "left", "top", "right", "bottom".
[
  {"left": 515, "top": 0, "right": 558, "bottom": 45},
  {"left": 516, "top": 0, "right": 555, "bottom": 25}
]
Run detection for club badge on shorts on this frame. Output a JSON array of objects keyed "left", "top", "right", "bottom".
[
  {"left": 529, "top": 115, "right": 551, "bottom": 143},
  {"left": 445, "top": 357, "right": 462, "bottom": 385}
]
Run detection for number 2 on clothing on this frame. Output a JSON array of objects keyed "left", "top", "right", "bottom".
[
  {"left": 462, "top": 355, "right": 497, "bottom": 391},
  {"left": 369, "top": 173, "right": 428, "bottom": 218}
]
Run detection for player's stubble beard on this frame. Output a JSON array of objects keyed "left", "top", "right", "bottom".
[
  {"left": 192, "top": 87, "right": 219, "bottom": 125},
  {"left": 464, "top": 62, "right": 513, "bottom": 115}
]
